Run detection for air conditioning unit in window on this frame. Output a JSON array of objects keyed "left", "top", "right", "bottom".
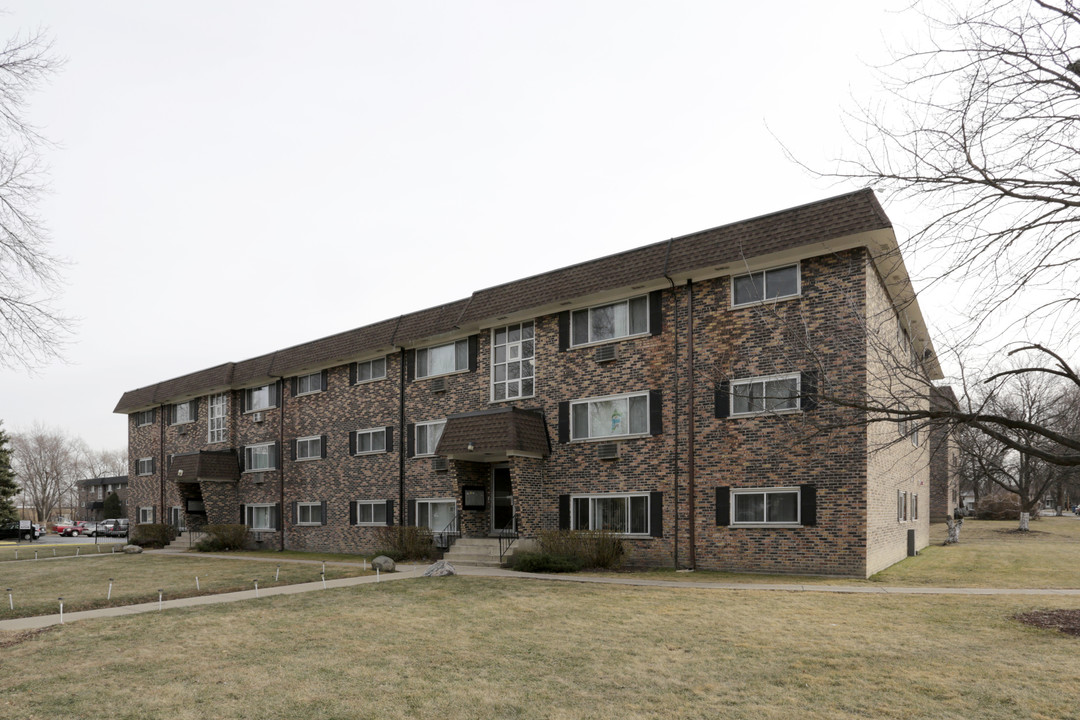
[
  {"left": 432, "top": 457, "right": 449, "bottom": 472},
  {"left": 597, "top": 443, "right": 620, "bottom": 461},
  {"left": 250, "top": 473, "right": 264, "bottom": 485},
  {"left": 252, "top": 412, "right": 265, "bottom": 423},
  {"left": 430, "top": 377, "right": 447, "bottom": 393},
  {"left": 177, "top": 426, "right": 188, "bottom": 435},
  {"left": 594, "top": 344, "right": 619, "bottom": 363}
]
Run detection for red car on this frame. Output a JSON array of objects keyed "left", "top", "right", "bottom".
[{"left": 59, "top": 521, "right": 90, "bottom": 537}]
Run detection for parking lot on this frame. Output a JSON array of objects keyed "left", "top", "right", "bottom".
[{"left": 0, "top": 532, "right": 127, "bottom": 547}]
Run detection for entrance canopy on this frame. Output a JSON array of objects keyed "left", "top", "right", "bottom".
[
  {"left": 436, "top": 407, "right": 550, "bottom": 462},
  {"left": 169, "top": 450, "right": 240, "bottom": 483}
]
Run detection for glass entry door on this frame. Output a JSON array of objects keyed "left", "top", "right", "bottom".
[
  {"left": 169, "top": 506, "right": 186, "bottom": 533},
  {"left": 491, "top": 466, "right": 514, "bottom": 535}
]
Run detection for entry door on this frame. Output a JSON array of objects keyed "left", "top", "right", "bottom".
[
  {"left": 491, "top": 466, "right": 514, "bottom": 534},
  {"left": 170, "top": 506, "right": 186, "bottom": 533}
]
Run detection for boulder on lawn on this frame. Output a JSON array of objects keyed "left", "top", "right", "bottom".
[
  {"left": 122, "top": 544, "right": 143, "bottom": 554},
  {"left": 423, "top": 560, "right": 456, "bottom": 577},
  {"left": 371, "top": 555, "right": 395, "bottom": 572}
]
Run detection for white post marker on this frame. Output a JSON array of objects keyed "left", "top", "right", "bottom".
[
  {"left": 322, "top": 561, "right": 326, "bottom": 576},
  {"left": 6, "top": 588, "right": 12, "bottom": 610},
  {"left": 158, "top": 589, "right": 163, "bottom": 611},
  {"left": 76, "top": 547, "right": 80, "bottom": 557},
  {"left": 376, "top": 568, "right": 380, "bottom": 582},
  {"left": 275, "top": 565, "right": 280, "bottom": 581},
  {"left": 59, "top": 597, "right": 63, "bottom": 624},
  {"left": 108, "top": 578, "right": 113, "bottom": 600},
  {"left": 320, "top": 572, "right": 326, "bottom": 590},
  {"left": 34, "top": 551, "right": 37, "bottom": 560},
  {"left": 195, "top": 575, "right": 200, "bottom": 591},
  {"left": 254, "top": 580, "right": 259, "bottom": 598},
  {"left": 52, "top": 548, "right": 56, "bottom": 556}
]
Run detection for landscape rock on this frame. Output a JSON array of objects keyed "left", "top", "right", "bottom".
[
  {"left": 122, "top": 544, "right": 143, "bottom": 554},
  {"left": 422, "top": 560, "right": 456, "bottom": 577},
  {"left": 371, "top": 555, "right": 395, "bottom": 572}
]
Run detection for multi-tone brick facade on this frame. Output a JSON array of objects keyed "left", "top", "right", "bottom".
[
  {"left": 115, "top": 190, "right": 942, "bottom": 577},
  {"left": 76, "top": 475, "right": 128, "bottom": 522}
]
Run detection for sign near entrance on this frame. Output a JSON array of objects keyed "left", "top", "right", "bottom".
[{"left": 462, "top": 486, "right": 486, "bottom": 509}]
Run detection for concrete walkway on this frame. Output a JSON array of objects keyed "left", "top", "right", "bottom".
[{"left": 5, "top": 552, "right": 1080, "bottom": 632}]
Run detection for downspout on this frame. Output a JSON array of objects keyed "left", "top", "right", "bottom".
[
  {"left": 276, "top": 375, "right": 286, "bottom": 551},
  {"left": 686, "top": 278, "right": 696, "bottom": 570},
  {"left": 159, "top": 403, "right": 166, "bottom": 525},
  {"left": 662, "top": 237, "right": 681, "bottom": 569},
  {"left": 397, "top": 347, "right": 406, "bottom": 526}
]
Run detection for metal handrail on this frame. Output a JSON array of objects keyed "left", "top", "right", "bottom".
[
  {"left": 434, "top": 512, "right": 460, "bottom": 550},
  {"left": 498, "top": 512, "right": 519, "bottom": 562}
]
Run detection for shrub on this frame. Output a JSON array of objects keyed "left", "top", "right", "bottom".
[
  {"left": 976, "top": 495, "right": 1022, "bottom": 520},
  {"left": 537, "top": 529, "right": 624, "bottom": 569},
  {"left": 131, "top": 523, "right": 176, "bottom": 548},
  {"left": 373, "top": 526, "right": 436, "bottom": 561},
  {"left": 510, "top": 551, "right": 582, "bottom": 573},
  {"left": 195, "top": 524, "right": 249, "bottom": 552}
]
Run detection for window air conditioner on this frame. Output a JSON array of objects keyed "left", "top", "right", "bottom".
[
  {"left": 594, "top": 345, "right": 619, "bottom": 363},
  {"left": 252, "top": 412, "right": 265, "bottom": 423},
  {"left": 430, "top": 377, "right": 447, "bottom": 393},
  {"left": 597, "top": 443, "right": 620, "bottom": 461},
  {"left": 432, "top": 457, "right": 449, "bottom": 472}
]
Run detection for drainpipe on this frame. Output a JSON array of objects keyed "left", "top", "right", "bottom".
[
  {"left": 664, "top": 276, "right": 680, "bottom": 569},
  {"left": 687, "top": 279, "right": 696, "bottom": 570},
  {"left": 159, "top": 403, "right": 166, "bottom": 525},
  {"left": 276, "top": 376, "right": 286, "bottom": 551},
  {"left": 397, "top": 347, "right": 406, "bottom": 527}
]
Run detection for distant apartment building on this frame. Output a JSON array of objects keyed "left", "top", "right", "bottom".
[{"left": 76, "top": 475, "right": 129, "bottom": 521}]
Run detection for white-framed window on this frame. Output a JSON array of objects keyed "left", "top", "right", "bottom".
[
  {"left": 136, "top": 457, "right": 155, "bottom": 476},
  {"left": 730, "top": 373, "right": 800, "bottom": 416},
  {"left": 244, "top": 383, "right": 279, "bottom": 413},
  {"left": 571, "top": 295, "right": 649, "bottom": 346},
  {"left": 137, "top": 506, "right": 155, "bottom": 524},
  {"left": 171, "top": 400, "right": 195, "bottom": 425},
  {"left": 416, "top": 498, "right": 456, "bottom": 532},
  {"left": 245, "top": 503, "right": 277, "bottom": 531},
  {"left": 730, "top": 488, "right": 800, "bottom": 526},
  {"left": 414, "top": 420, "right": 446, "bottom": 457},
  {"left": 732, "top": 264, "right": 800, "bottom": 306},
  {"left": 135, "top": 409, "right": 155, "bottom": 427},
  {"left": 208, "top": 393, "right": 227, "bottom": 444},
  {"left": 244, "top": 443, "right": 278, "bottom": 472},
  {"left": 353, "top": 428, "right": 387, "bottom": 455},
  {"left": 571, "top": 493, "right": 650, "bottom": 535},
  {"left": 296, "top": 502, "right": 323, "bottom": 525},
  {"left": 295, "top": 372, "right": 324, "bottom": 396},
  {"left": 913, "top": 493, "right": 919, "bottom": 521},
  {"left": 355, "top": 501, "right": 387, "bottom": 525},
  {"left": 570, "top": 392, "right": 650, "bottom": 441},
  {"left": 492, "top": 321, "right": 535, "bottom": 401},
  {"left": 354, "top": 357, "right": 386, "bottom": 383},
  {"left": 295, "top": 436, "right": 323, "bottom": 461},
  {"left": 898, "top": 490, "right": 908, "bottom": 522},
  {"left": 416, "top": 339, "right": 469, "bottom": 379}
]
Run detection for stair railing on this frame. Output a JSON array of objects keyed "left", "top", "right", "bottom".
[
  {"left": 434, "top": 512, "right": 460, "bottom": 551},
  {"left": 498, "top": 512, "right": 519, "bottom": 563}
]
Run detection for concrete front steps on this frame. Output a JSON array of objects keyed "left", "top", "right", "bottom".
[
  {"left": 442, "top": 537, "right": 536, "bottom": 567},
  {"left": 162, "top": 531, "right": 205, "bottom": 552}
]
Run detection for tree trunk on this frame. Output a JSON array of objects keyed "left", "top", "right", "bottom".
[
  {"left": 1019, "top": 512, "right": 1030, "bottom": 531},
  {"left": 945, "top": 517, "right": 962, "bottom": 544}
]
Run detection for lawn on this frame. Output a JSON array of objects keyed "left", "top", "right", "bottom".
[
  {"left": 0, "top": 553, "right": 372, "bottom": 620},
  {"left": 1, "top": 577, "right": 1079, "bottom": 719}
]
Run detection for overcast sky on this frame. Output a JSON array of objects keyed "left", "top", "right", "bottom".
[{"left": 2, "top": 0, "right": 945, "bottom": 452}]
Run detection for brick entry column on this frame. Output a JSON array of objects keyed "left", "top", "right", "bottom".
[{"left": 509, "top": 456, "right": 545, "bottom": 538}]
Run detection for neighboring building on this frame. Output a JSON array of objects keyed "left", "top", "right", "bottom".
[
  {"left": 928, "top": 386, "right": 960, "bottom": 522},
  {"left": 114, "top": 190, "right": 940, "bottom": 577},
  {"left": 76, "top": 475, "right": 129, "bottom": 521}
]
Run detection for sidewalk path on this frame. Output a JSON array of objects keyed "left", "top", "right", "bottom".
[{"left": 4, "top": 553, "right": 1080, "bottom": 632}]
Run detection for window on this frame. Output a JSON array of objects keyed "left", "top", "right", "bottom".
[
  {"left": 571, "top": 493, "right": 650, "bottom": 535},
  {"left": 353, "top": 357, "right": 386, "bottom": 383},
  {"left": 492, "top": 321, "right": 535, "bottom": 401},
  {"left": 244, "top": 443, "right": 278, "bottom": 472},
  {"left": 353, "top": 428, "right": 387, "bottom": 455},
  {"left": 730, "top": 488, "right": 800, "bottom": 526},
  {"left": 898, "top": 490, "right": 908, "bottom": 522},
  {"left": 136, "top": 457, "right": 155, "bottom": 476},
  {"left": 730, "top": 374, "right": 800, "bottom": 416},
  {"left": 732, "top": 264, "right": 800, "bottom": 306},
  {"left": 913, "top": 493, "right": 919, "bottom": 521},
  {"left": 208, "top": 393, "right": 227, "bottom": 443},
  {"left": 355, "top": 501, "right": 387, "bottom": 525},
  {"left": 295, "top": 436, "right": 323, "bottom": 461},
  {"left": 244, "top": 383, "right": 279, "bottom": 413},
  {"left": 416, "top": 339, "right": 469, "bottom": 378},
  {"left": 245, "top": 503, "right": 277, "bottom": 531},
  {"left": 416, "top": 498, "right": 456, "bottom": 532},
  {"left": 296, "top": 502, "right": 323, "bottom": 525},
  {"left": 294, "top": 372, "right": 324, "bottom": 396},
  {"left": 135, "top": 409, "right": 155, "bottom": 427},
  {"left": 414, "top": 420, "right": 446, "bottom": 457},
  {"left": 571, "top": 296, "right": 649, "bottom": 346},
  {"left": 570, "top": 392, "right": 649, "bottom": 440},
  {"left": 171, "top": 400, "right": 194, "bottom": 425},
  {"left": 138, "top": 506, "right": 154, "bottom": 524}
]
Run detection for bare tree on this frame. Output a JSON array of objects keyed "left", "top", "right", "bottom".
[
  {"left": 73, "top": 443, "right": 127, "bottom": 479},
  {"left": 10, "top": 423, "right": 79, "bottom": 522},
  {"left": 0, "top": 26, "right": 69, "bottom": 371}
]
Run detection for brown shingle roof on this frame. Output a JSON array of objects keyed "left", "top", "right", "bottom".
[
  {"left": 437, "top": 407, "right": 551, "bottom": 459},
  {"left": 170, "top": 451, "right": 240, "bottom": 482}
]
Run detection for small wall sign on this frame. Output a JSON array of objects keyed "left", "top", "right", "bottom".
[{"left": 462, "top": 486, "right": 486, "bottom": 509}]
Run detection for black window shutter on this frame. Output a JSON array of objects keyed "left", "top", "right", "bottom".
[
  {"left": 468, "top": 334, "right": 479, "bottom": 372},
  {"left": 406, "top": 350, "right": 416, "bottom": 382},
  {"left": 715, "top": 381, "right": 731, "bottom": 419},
  {"left": 650, "top": 491, "right": 663, "bottom": 537},
  {"left": 274, "top": 380, "right": 283, "bottom": 407},
  {"left": 321, "top": 434, "right": 328, "bottom": 459},
  {"left": 716, "top": 487, "right": 731, "bottom": 526},
  {"left": 151, "top": 457, "right": 156, "bottom": 474},
  {"left": 407, "top": 500, "right": 416, "bottom": 527},
  {"left": 385, "top": 499, "right": 394, "bottom": 525},
  {"left": 289, "top": 377, "right": 297, "bottom": 397},
  {"left": 191, "top": 397, "right": 199, "bottom": 419},
  {"left": 273, "top": 504, "right": 281, "bottom": 531},
  {"left": 152, "top": 506, "right": 157, "bottom": 523},
  {"left": 384, "top": 426, "right": 394, "bottom": 452},
  {"left": 273, "top": 441, "right": 281, "bottom": 469},
  {"left": 558, "top": 494, "right": 571, "bottom": 530},
  {"left": 321, "top": 501, "right": 328, "bottom": 525},
  {"left": 649, "top": 390, "right": 663, "bottom": 435},
  {"left": 406, "top": 423, "right": 415, "bottom": 457},
  {"left": 238, "top": 446, "right": 246, "bottom": 472},
  {"left": 349, "top": 501, "right": 357, "bottom": 525},
  {"left": 649, "top": 290, "right": 662, "bottom": 336},
  {"left": 801, "top": 371, "right": 819, "bottom": 411},
  {"left": 241, "top": 504, "right": 247, "bottom": 525},
  {"left": 801, "top": 484, "right": 817, "bottom": 526},
  {"left": 558, "top": 311, "right": 570, "bottom": 352},
  {"left": 558, "top": 402, "right": 570, "bottom": 443},
  {"left": 150, "top": 407, "right": 156, "bottom": 424},
  {"left": 167, "top": 404, "right": 175, "bottom": 425},
  {"left": 349, "top": 431, "right": 357, "bottom": 455},
  {"left": 349, "top": 362, "right": 357, "bottom": 385},
  {"left": 321, "top": 369, "right": 328, "bottom": 392},
  {"left": 241, "top": 390, "right": 248, "bottom": 413},
  {"left": 291, "top": 439, "right": 297, "bottom": 461},
  {"left": 291, "top": 501, "right": 298, "bottom": 524}
]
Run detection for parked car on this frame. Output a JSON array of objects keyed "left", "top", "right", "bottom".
[
  {"left": 83, "top": 521, "right": 107, "bottom": 537},
  {"left": 59, "top": 521, "right": 90, "bottom": 537},
  {"left": 32, "top": 523, "right": 45, "bottom": 539},
  {"left": 102, "top": 518, "right": 129, "bottom": 537},
  {"left": 1, "top": 521, "right": 36, "bottom": 541}
]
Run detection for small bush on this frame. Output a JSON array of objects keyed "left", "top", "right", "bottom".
[
  {"left": 373, "top": 526, "right": 436, "bottom": 561},
  {"left": 976, "top": 495, "right": 1022, "bottom": 520},
  {"left": 537, "top": 529, "right": 624, "bottom": 569},
  {"left": 131, "top": 523, "right": 176, "bottom": 549},
  {"left": 196, "top": 524, "right": 249, "bottom": 552},
  {"left": 510, "top": 551, "right": 582, "bottom": 573}
]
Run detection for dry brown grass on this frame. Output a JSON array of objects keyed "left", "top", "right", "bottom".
[{"left": 2, "top": 577, "right": 1079, "bottom": 719}]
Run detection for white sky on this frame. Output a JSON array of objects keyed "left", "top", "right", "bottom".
[{"left": 2, "top": 0, "right": 949, "bottom": 452}]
